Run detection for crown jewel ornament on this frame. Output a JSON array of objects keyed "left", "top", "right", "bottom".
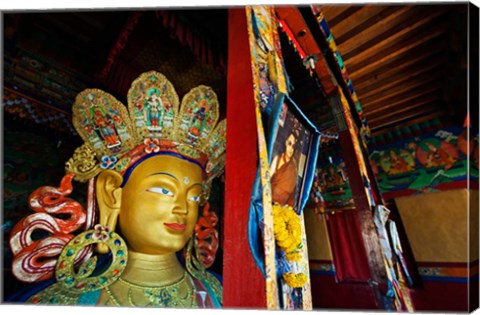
[{"left": 67, "top": 71, "right": 226, "bottom": 187}]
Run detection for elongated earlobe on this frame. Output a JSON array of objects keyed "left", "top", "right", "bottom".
[{"left": 96, "top": 170, "right": 123, "bottom": 253}]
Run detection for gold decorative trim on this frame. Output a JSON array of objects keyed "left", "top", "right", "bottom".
[{"left": 65, "top": 143, "right": 102, "bottom": 182}]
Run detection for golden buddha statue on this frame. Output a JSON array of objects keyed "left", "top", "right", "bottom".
[{"left": 8, "top": 71, "right": 226, "bottom": 307}]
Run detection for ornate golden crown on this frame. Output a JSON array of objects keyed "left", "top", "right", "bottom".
[{"left": 65, "top": 71, "right": 226, "bottom": 185}]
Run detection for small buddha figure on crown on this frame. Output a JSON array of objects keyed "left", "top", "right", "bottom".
[{"left": 8, "top": 71, "right": 226, "bottom": 307}]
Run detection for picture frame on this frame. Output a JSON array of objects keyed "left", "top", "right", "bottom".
[{"left": 267, "top": 94, "right": 320, "bottom": 214}]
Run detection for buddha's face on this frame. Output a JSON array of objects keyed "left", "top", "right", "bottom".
[{"left": 118, "top": 155, "right": 203, "bottom": 254}]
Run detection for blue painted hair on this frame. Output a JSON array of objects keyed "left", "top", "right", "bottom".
[{"left": 120, "top": 151, "right": 204, "bottom": 188}]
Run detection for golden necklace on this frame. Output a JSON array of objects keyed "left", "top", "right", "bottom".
[{"left": 104, "top": 271, "right": 197, "bottom": 307}]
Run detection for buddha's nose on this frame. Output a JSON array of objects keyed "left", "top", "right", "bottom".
[{"left": 172, "top": 196, "right": 188, "bottom": 214}]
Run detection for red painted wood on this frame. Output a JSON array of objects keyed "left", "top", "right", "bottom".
[
  {"left": 222, "top": 8, "right": 266, "bottom": 308},
  {"left": 275, "top": 7, "right": 337, "bottom": 94},
  {"left": 338, "top": 130, "right": 388, "bottom": 308},
  {"left": 310, "top": 274, "right": 378, "bottom": 310}
]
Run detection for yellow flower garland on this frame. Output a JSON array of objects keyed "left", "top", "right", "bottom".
[
  {"left": 283, "top": 272, "right": 308, "bottom": 288},
  {"left": 285, "top": 251, "right": 301, "bottom": 262},
  {"left": 272, "top": 204, "right": 302, "bottom": 253},
  {"left": 272, "top": 204, "right": 308, "bottom": 289}
]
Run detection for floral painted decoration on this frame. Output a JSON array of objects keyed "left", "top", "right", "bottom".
[
  {"left": 100, "top": 155, "right": 118, "bottom": 169},
  {"left": 92, "top": 224, "right": 111, "bottom": 242},
  {"left": 144, "top": 138, "right": 160, "bottom": 154}
]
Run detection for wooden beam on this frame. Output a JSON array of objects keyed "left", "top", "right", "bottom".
[
  {"left": 276, "top": 6, "right": 337, "bottom": 94},
  {"left": 359, "top": 69, "right": 443, "bottom": 105},
  {"left": 364, "top": 87, "right": 441, "bottom": 120},
  {"left": 322, "top": 5, "right": 363, "bottom": 28},
  {"left": 371, "top": 111, "right": 449, "bottom": 136},
  {"left": 3, "top": 87, "right": 72, "bottom": 115},
  {"left": 339, "top": 7, "right": 444, "bottom": 62},
  {"left": 352, "top": 51, "right": 447, "bottom": 96},
  {"left": 334, "top": 5, "right": 412, "bottom": 53},
  {"left": 369, "top": 107, "right": 441, "bottom": 128},
  {"left": 352, "top": 37, "right": 447, "bottom": 90},
  {"left": 342, "top": 10, "right": 446, "bottom": 63},
  {"left": 346, "top": 16, "right": 448, "bottom": 75},
  {"left": 370, "top": 103, "right": 446, "bottom": 130},
  {"left": 366, "top": 96, "right": 441, "bottom": 121},
  {"left": 318, "top": 5, "right": 353, "bottom": 25},
  {"left": 328, "top": 5, "right": 389, "bottom": 44}
]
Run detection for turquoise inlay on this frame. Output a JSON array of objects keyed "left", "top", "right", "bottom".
[{"left": 78, "top": 290, "right": 102, "bottom": 305}]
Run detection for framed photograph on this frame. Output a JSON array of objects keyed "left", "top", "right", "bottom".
[{"left": 269, "top": 98, "right": 317, "bottom": 212}]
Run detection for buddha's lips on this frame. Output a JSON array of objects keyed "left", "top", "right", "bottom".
[{"left": 164, "top": 223, "right": 186, "bottom": 231}]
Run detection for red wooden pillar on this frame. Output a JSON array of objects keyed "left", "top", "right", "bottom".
[
  {"left": 223, "top": 8, "right": 266, "bottom": 308},
  {"left": 335, "top": 100, "right": 388, "bottom": 308}
]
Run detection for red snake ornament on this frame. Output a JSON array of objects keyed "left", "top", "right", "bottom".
[
  {"left": 9, "top": 174, "right": 94, "bottom": 282},
  {"left": 194, "top": 202, "right": 219, "bottom": 268}
]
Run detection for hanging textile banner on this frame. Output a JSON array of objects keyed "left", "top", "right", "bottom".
[
  {"left": 245, "top": 6, "right": 282, "bottom": 309},
  {"left": 246, "top": 6, "right": 316, "bottom": 310},
  {"left": 266, "top": 95, "right": 319, "bottom": 310},
  {"left": 373, "top": 205, "right": 415, "bottom": 312}
]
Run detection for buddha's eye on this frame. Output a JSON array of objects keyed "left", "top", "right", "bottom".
[
  {"left": 148, "top": 187, "right": 174, "bottom": 196},
  {"left": 189, "top": 196, "right": 201, "bottom": 203}
]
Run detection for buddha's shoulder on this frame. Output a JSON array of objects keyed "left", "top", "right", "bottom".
[{"left": 27, "top": 282, "right": 102, "bottom": 306}]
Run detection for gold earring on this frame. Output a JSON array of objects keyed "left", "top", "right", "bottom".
[{"left": 55, "top": 224, "right": 128, "bottom": 293}]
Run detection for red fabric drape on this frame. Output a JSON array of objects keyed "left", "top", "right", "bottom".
[
  {"left": 325, "top": 210, "right": 371, "bottom": 283},
  {"left": 97, "top": 12, "right": 144, "bottom": 83}
]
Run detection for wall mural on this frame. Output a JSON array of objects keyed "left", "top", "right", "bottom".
[{"left": 369, "top": 125, "right": 479, "bottom": 199}]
